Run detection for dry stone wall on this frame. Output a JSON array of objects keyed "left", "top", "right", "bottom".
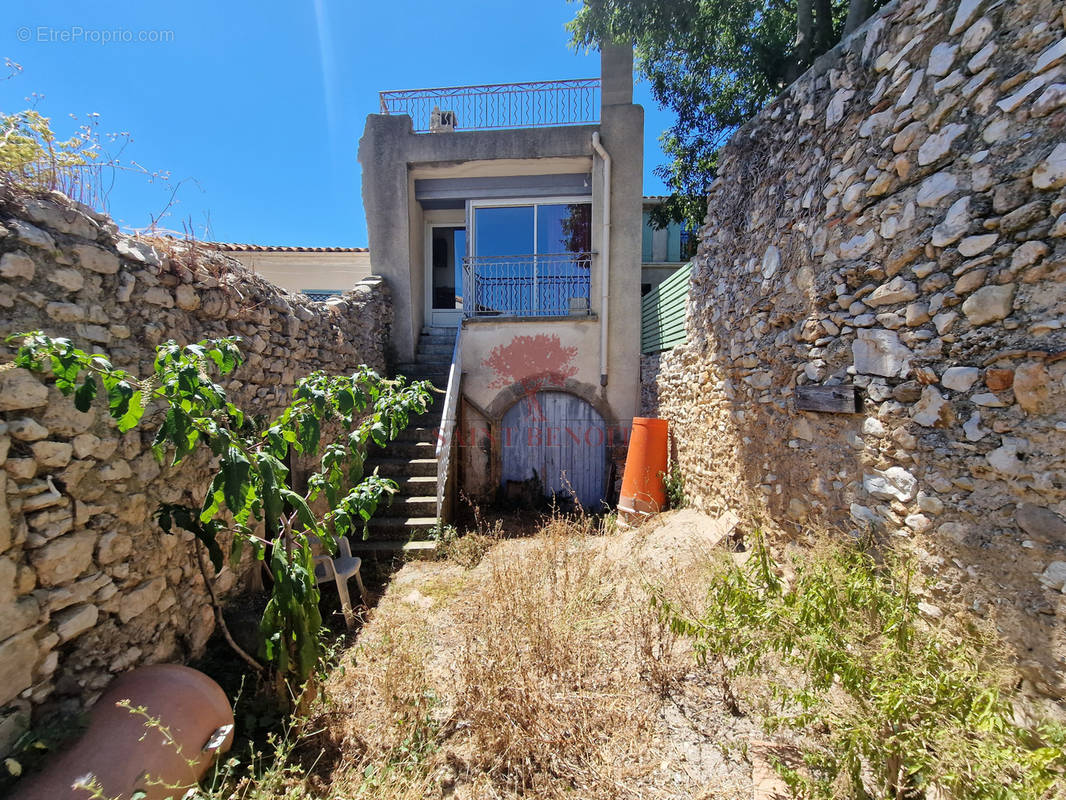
[
  {"left": 656, "top": 0, "right": 1066, "bottom": 696},
  {"left": 0, "top": 185, "right": 389, "bottom": 747}
]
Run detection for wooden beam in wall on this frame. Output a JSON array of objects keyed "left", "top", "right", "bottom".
[{"left": 795, "top": 385, "right": 861, "bottom": 414}]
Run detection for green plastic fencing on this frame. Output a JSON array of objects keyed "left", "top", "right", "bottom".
[{"left": 640, "top": 262, "right": 692, "bottom": 354}]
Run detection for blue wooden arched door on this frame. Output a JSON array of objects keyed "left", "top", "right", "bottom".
[{"left": 500, "top": 391, "right": 607, "bottom": 509}]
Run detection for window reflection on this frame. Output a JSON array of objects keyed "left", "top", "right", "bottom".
[{"left": 469, "top": 201, "right": 592, "bottom": 317}]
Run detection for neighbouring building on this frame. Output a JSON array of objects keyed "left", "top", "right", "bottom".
[
  {"left": 210, "top": 243, "right": 372, "bottom": 300},
  {"left": 640, "top": 196, "right": 696, "bottom": 295},
  {"left": 358, "top": 45, "right": 644, "bottom": 531}
]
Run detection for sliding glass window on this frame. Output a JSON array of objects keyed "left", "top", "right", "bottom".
[{"left": 467, "top": 201, "right": 591, "bottom": 317}]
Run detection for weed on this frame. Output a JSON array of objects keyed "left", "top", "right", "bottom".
[
  {"left": 655, "top": 533, "right": 1066, "bottom": 799},
  {"left": 662, "top": 463, "right": 686, "bottom": 509}
]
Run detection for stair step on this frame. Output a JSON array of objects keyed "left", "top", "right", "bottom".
[
  {"left": 394, "top": 426, "right": 441, "bottom": 443},
  {"left": 349, "top": 538, "right": 439, "bottom": 555},
  {"left": 417, "top": 343, "right": 454, "bottom": 356},
  {"left": 396, "top": 363, "right": 451, "bottom": 377},
  {"left": 391, "top": 474, "right": 438, "bottom": 491},
  {"left": 366, "top": 515, "right": 439, "bottom": 534},
  {"left": 369, "top": 457, "right": 438, "bottom": 478},
  {"left": 418, "top": 341, "right": 454, "bottom": 353},
  {"left": 379, "top": 495, "right": 437, "bottom": 517},
  {"left": 371, "top": 440, "right": 436, "bottom": 459}
]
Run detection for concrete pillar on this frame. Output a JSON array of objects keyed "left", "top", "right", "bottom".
[
  {"left": 598, "top": 43, "right": 642, "bottom": 425},
  {"left": 601, "top": 45, "right": 634, "bottom": 107},
  {"left": 358, "top": 114, "right": 418, "bottom": 364}
]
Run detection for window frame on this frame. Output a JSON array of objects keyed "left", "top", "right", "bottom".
[{"left": 467, "top": 196, "right": 593, "bottom": 259}]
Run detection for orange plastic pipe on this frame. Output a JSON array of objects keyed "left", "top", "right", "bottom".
[{"left": 618, "top": 417, "right": 669, "bottom": 519}]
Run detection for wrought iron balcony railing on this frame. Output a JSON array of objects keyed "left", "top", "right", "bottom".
[
  {"left": 463, "top": 253, "right": 592, "bottom": 318},
  {"left": 379, "top": 79, "right": 601, "bottom": 132}
]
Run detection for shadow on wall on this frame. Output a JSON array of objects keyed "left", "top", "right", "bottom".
[{"left": 655, "top": 0, "right": 1066, "bottom": 699}]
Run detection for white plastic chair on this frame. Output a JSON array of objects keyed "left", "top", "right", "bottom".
[{"left": 312, "top": 536, "right": 367, "bottom": 630}]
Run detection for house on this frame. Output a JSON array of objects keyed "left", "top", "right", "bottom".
[
  {"left": 640, "top": 197, "right": 696, "bottom": 295},
  {"left": 209, "top": 243, "right": 372, "bottom": 301},
  {"left": 357, "top": 45, "right": 643, "bottom": 533}
]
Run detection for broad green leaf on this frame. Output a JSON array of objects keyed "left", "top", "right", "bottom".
[
  {"left": 280, "top": 489, "right": 318, "bottom": 533},
  {"left": 74, "top": 375, "right": 97, "bottom": 412}
]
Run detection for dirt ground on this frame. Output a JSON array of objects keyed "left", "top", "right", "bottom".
[{"left": 306, "top": 509, "right": 776, "bottom": 799}]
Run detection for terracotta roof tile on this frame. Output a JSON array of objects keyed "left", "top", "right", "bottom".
[{"left": 206, "top": 242, "right": 369, "bottom": 253}]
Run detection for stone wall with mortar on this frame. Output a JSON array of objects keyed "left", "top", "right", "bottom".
[
  {"left": 655, "top": 0, "right": 1066, "bottom": 697},
  {"left": 0, "top": 185, "right": 390, "bottom": 747},
  {"left": 639, "top": 353, "right": 662, "bottom": 417}
]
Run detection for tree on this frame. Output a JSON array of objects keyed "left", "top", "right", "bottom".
[
  {"left": 7, "top": 332, "right": 431, "bottom": 688},
  {"left": 568, "top": 0, "right": 883, "bottom": 229}
]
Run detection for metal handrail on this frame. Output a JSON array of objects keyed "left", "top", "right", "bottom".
[
  {"left": 463, "top": 252, "right": 592, "bottom": 318},
  {"left": 379, "top": 78, "right": 601, "bottom": 132},
  {"left": 435, "top": 326, "right": 462, "bottom": 519}
]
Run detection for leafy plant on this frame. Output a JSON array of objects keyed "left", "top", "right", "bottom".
[
  {"left": 6, "top": 332, "right": 431, "bottom": 687},
  {"left": 1, "top": 63, "right": 174, "bottom": 219},
  {"left": 654, "top": 535, "right": 1066, "bottom": 799},
  {"left": 662, "top": 464, "right": 686, "bottom": 510}
]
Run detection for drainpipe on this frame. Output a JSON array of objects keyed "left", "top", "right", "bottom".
[{"left": 591, "top": 132, "right": 611, "bottom": 387}]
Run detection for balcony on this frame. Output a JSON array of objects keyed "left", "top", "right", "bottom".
[
  {"left": 379, "top": 79, "right": 601, "bottom": 133},
  {"left": 463, "top": 253, "right": 592, "bottom": 318}
]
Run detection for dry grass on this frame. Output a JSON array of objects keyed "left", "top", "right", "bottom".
[{"left": 302, "top": 510, "right": 757, "bottom": 799}]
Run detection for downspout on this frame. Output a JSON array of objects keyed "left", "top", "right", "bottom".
[{"left": 591, "top": 132, "right": 611, "bottom": 387}]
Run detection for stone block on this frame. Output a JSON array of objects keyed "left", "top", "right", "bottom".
[
  {"left": 20, "top": 197, "right": 98, "bottom": 239},
  {"left": 0, "top": 372, "right": 48, "bottom": 412},
  {"left": 118, "top": 577, "right": 166, "bottom": 623},
  {"left": 1033, "top": 143, "right": 1066, "bottom": 191},
  {"left": 0, "top": 474, "right": 9, "bottom": 553},
  {"left": 53, "top": 603, "right": 98, "bottom": 642},
  {"left": 72, "top": 243, "right": 120, "bottom": 274},
  {"left": 912, "top": 386, "right": 954, "bottom": 428},
  {"left": 852, "top": 329, "right": 912, "bottom": 378},
  {"left": 942, "top": 366, "right": 980, "bottom": 392},
  {"left": 864, "top": 466, "right": 918, "bottom": 502},
  {"left": 962, "top": 283, "right": 1015, "bottom": 326},
  {"left": 96, "top": 532, "right": 132, "bottom": 565},
  {"left": 1016, "top": 504, "right": 1066, "bottom": 545},
  {"left": 1013, "top": 361, "right": 1050, "bottom": 414},
  {"left": 0, "top": 251, "right": 35, "bottom": 281},
  {"left": 0, "top": 699, "right": 31, "bottom": 758},
  {"left": 29, "top": 532, "right": 96, "bottom": 587},
  {"left": 0, "top": 630, "right": 37, "bottom": 706},
  {"left": 30, "top": 442, "right": 72, "bottom": 469}
]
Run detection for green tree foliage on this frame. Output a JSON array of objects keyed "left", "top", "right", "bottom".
[
  {"left": 7, "top": 332, "right": 432, "bottom": 686},
  {"left": 568, "top": 0, "right": 883, "bottom": 228}
]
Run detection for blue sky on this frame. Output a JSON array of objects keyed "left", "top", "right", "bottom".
[{"left": 2, "top": 1, "right": 672, "bottom": 246}]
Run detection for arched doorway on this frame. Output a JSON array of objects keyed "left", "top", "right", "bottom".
[{"left": 500, "top": 391, "right": 608, "bottom": 509}]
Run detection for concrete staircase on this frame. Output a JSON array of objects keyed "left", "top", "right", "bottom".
[{"left": 357, "top": 327, "right": 454, "bottom": 553}]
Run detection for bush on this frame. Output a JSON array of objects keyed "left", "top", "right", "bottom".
[
  {"left": 655, "top": 534, "right": 1066, "bottom": 799},
  {"left": 6, "top": 332, "right": 431, "bottom": 687},
  {"left": 662, "top": 464, "right": 686, "bottom": 510}
]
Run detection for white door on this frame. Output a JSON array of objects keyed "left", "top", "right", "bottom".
[
  {"left": 426, "top": 225, "right": 465, "bottom": 327},
  {"left": 501, "top": 391, "right": 607, "bottom": 509}
]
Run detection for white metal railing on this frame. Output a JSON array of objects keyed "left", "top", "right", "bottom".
[
  {"left": 463, "top": 253, "right": 592, "bottom": 318},
  {"left": 379, "top": 79, "right": 601, "bottom": 132},
  {"left": 436, "top": 326, "right": 462, "bottom": 519}
]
